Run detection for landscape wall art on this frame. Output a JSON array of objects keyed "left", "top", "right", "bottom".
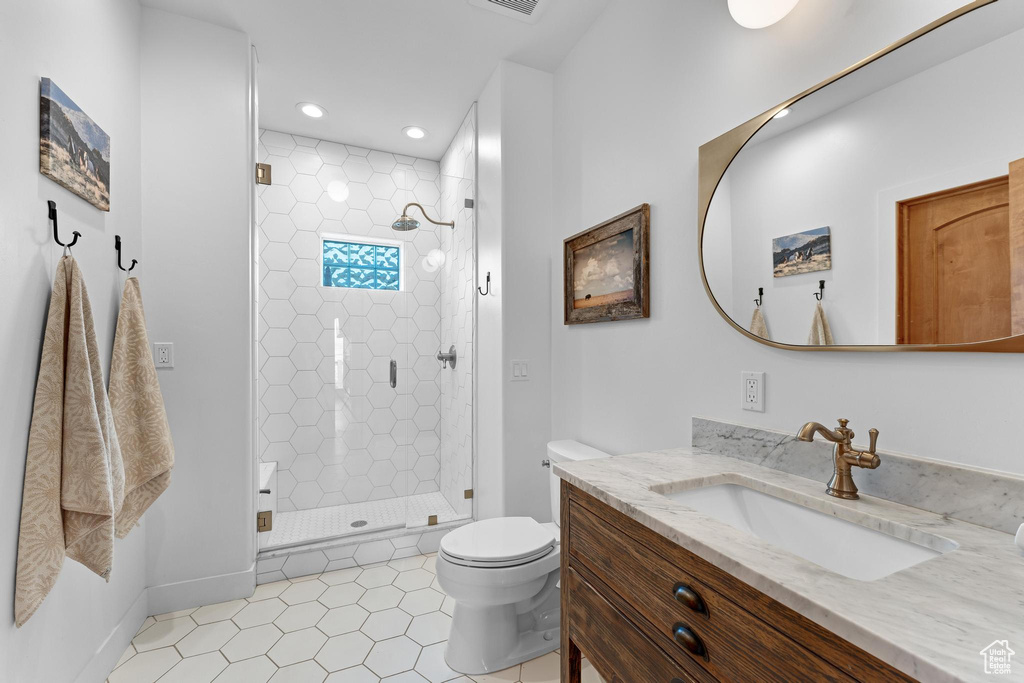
[
  {"left": 772, "top": 226, "right": 831, "bottom": 277},
  {"left": 40, "top": 78, "right": 110, "bottom": 211},
  {"left": 564, "top": 204, "right": 650, "bottom": 324}
]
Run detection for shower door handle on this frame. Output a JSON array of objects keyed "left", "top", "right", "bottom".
[{"left": 390, "top": 359, "right": 397, "bottom": 388}]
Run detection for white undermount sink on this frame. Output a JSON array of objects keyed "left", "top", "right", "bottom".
[{"left": 661, "top": 483, "right": 957, "bottom": 581}]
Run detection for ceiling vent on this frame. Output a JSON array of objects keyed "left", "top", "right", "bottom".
[{"left": 468, "top": 0, "right": 547, "bottom": 24}]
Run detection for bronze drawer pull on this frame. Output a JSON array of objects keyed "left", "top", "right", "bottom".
[
  {"left": 673, "top": 623, "right": 708, "bottom": 661},
  {"left": 673, "top": 583, "right": 708, "bottom": 617}
]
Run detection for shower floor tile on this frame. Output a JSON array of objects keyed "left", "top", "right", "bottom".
[{"left": 263, "top": 492, "right": 463, "bottom": 550}]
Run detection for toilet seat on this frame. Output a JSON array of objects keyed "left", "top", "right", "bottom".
[{"left": 440, "top": 517, "right": 556, "bottom": 568}]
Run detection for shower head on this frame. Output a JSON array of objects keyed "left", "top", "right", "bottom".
[
  {"left": 391, "top": 202, "right": 454, "bottom": 232},
  {"left": 392, "top": 214, "right": 421, "bottom": 231}
]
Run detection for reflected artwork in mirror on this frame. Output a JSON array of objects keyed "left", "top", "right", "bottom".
[{"left": 699, "top": 0, "right": 1024, "bottom": 351}]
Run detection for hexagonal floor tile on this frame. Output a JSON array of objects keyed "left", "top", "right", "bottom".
[
  {"left": 274, "top": 601, "right": 328, "bottom": 633},
  {"left": 268, "top": 660, "right": 328, "bottom": 683},
  {"left": 406, "top": 612, "right": 451, "bottom": 646},
  {"left": 233, "top": 598, "right": 288, "bottom": 629},
  {"left": 175, "top": 620, "right": 239, "bottom": 657},
  {"left": 191, "top": 598, "right": 247, "bottom": 625},
  {"left": 393, "top": 569, "right": 434, "bottom": 593},
  {"left": 397, "top": 589, "right": 443, "bottom": 617},
  {"left": 360, "top": 608, "right": 411, "bottom": 641},
  {"left": 221, "top": 624, "right": 283, "bottom": 662},
  {"left": 108, "top": 647, "right": 181, "bottom": 683},
  {"left": 267, "top": 627, "right": 328, "bottom": 667},
  {"left": 357, "top": 585, "right": 404, "bottom": 612},
  {"left": 316, "top": 604, "right": 370, "bottom": 636},
  {"left": 315, "top": 631, "right": 375, "bottom": 672},
  {"left": 414, "top": 642, "right": 460, "bottom": 683},
  {"left": 207, "top": 655, "right": 276, "bottom": 683},
  {"left": 356, "top": 566, "right": 398, "bottom": 589},
  {"left": 132, "top": 616, "right": 196, "bottom": 652},
  {"left": 363, "top": 636, "right": 421, "bottom": 678},
  {"left": 319, "top": 582, "right": 366, "bottom": 608}
]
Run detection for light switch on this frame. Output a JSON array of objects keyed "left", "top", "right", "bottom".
[
  {"left": 511, "top": 360, "right": 529, "bottom": 381},
  {"left": 154, "top": 342, "right": 174, "bottom": 368}
]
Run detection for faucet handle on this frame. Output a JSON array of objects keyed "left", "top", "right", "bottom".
[{"left": 867, "top": 428, "right": 879, "bottom": 454}]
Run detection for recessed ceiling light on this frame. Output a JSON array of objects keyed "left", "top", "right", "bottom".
[
  {"left": 774, "top": 108, "right": 790, "bottom": 119},
  {"left": 297, "top": 102, "right": 326, "bottom": 118},
  {"left": 728, "top": 0, "right": 800, "bottom": 29},
  {"left": 403, "top": 126, "right": 427, "bottom": 140}
]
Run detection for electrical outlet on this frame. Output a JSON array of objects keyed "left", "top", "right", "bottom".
[
  {"left": 511, "top": 360, "right": 529, "bottom": 381},
  {"left": 741, "top": 371, "right": 764, "bottom": 412},
  {"left": 154, "top": 342, "right": 174, "bottom": 368}
]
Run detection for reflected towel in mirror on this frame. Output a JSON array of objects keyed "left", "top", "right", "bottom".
[
  {"left": 750, "top": 307, "right": 770, "bottom": 340},
  {"left": 807, "top": 302, "right": 834, "bottom": 345}
]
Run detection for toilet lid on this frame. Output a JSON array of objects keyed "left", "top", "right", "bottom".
[{"left": 440, "top": 517, "right": 556, "bottom": 564}]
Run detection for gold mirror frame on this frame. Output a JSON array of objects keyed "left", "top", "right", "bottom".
[{"left": 697, "top": 0, "right": 1024, "bottom": 353}]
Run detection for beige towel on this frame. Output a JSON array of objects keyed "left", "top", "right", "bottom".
[
  {"left": 750, "top": 307, "right": 769, "bottom": 340},
  {"left": 16, "top": 255, "right": 123, "bottom": 627},
  {"left": 110, "top": 277, "right": 174, "bottom": 537},
  {"left": 807, "top": 302, "right": 835, "bottom": 345}
]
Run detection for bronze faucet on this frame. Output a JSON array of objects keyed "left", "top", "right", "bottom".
[{"left": 796, "top": 418, "right": 880, "bottom": 500}]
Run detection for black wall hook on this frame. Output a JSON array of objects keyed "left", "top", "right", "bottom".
[
  {"left": 477, "top": 271, "right": 491, "bottom": 296},
  {"left": 814, "top": 280, "right": 825, "bottom": 300},
  {"left": 115, "top": 235, "right": 138, "bottom": 273},
  {"left": 48, "top": 200, "right": 80, "bottom": 249},
  {"left": 754, "top": 287, "right": 763, "bottom": 307}
]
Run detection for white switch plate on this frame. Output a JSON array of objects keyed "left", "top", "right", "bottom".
[
  {"left": 154, "top": 342, "right": 174, "bottom": 368},
  {"left": 511, "top": 360, "right": 529, "bottom": 381},
  {"left": 741, "top": 371, "right": 764, "bottom": 412}
]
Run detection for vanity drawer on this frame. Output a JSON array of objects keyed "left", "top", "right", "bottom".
[
  {"left": 566, "top": 567, "right": 698, "bottom": 683},
  {"left": 568, "top": 497, "right": 853, "bottom": 683}
]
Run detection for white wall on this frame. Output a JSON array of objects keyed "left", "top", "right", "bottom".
[
  {"left": 0, "top": 1, "right": 148, "bottom": 681},
  {"left": 475, "top": 63, "right": 556, "bottom": 522},
  {"left": 140, "top": 8, "right": 256, "bottom": 608},
  {"left": 720, "top": 25, "right": 1024, "bottom": 345},
  {"left": 499, "top": 64, "right": 555, "bottom": 521},
  {"left": 550, "top": 0, "right": 1024, "bottom": 477}
]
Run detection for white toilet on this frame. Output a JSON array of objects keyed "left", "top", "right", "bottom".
[{"left": 436, "top": 440, "right": 610, "bottom": 675}]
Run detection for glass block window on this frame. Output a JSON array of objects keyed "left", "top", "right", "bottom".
[{"left": 322, "top": 239, "right": 401, "bottom": 291}]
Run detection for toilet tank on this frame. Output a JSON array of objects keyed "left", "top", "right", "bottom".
[{"left": 548, "top": 440, "right": 610, "bottom": 525}]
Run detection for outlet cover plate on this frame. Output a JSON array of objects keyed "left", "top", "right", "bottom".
[
  {"left": 742, "top": 371, "right": 764, "bottom": 412},
  {"left": 154, "top": 342, "right": 174, "bottom": 369}
]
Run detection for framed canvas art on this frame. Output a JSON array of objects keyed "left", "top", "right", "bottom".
[
  {"left": 772, "top": 226, "right": 831, "bottom": 277},
  {"left": 40, "top": 78, "right": 110, "bottom": 211},
  {"left": 564, "top": 204, "right": 650, "bottom": 324}
]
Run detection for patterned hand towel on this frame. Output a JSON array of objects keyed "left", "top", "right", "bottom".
[
  {"left": 807, "top": 302, "right": 835, "bottom": 346},
  {"left": 750, "top": 307, "right": 770, "bottom": 340},
  {"left": 16, "top": 255, "right": 124, "bottom": 627},
  {"left": 110, "top": 277, "right": 174, "bottom": 538}
]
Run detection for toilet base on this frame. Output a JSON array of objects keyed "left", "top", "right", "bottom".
[{"left": 443, "top": 572, "right": 560, "bottom": 675}]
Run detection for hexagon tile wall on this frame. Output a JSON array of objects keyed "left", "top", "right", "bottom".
[{"left": 256, "top": 125, "right": 472, "bottom": 519}]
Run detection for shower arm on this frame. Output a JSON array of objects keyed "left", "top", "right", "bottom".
[{"left": 402, "top": 202, "right": 455, "bottom": 229}]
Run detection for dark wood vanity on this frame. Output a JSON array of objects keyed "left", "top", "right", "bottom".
[{"left": 559, "top": 481, "right": 916, "bottom": 682}]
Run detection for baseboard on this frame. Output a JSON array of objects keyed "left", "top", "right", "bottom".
[
  {"left": 146, "top": 563, "right": 256, "bottom": 616},
  {"left": 74, "top": 588, "right": 149, "bottom": 683}
]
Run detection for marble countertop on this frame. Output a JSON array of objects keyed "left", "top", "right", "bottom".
[{"left": 554, "top": 448, "right": 1024, "bottom": 683}]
